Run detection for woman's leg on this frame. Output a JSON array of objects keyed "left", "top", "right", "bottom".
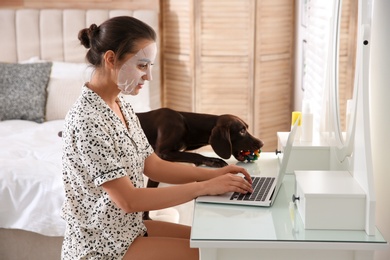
[
  {"left": 123, "top": 221, "right": 199, "bottom": 260},
  {"left": 144, "top": 219, "right": 191, "bottom": 238}
]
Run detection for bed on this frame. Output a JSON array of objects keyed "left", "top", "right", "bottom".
[{"left": 0, "top": 7, "right": 191, "bottom": 259}]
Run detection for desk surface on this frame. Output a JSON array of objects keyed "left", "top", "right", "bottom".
[{"left": 190, "top": 153, "right": 386, "bottom": 250}]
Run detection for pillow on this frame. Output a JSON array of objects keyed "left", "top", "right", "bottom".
[
  {"left": 45, "top": 62, "right": 93, "bottom": 121},
  {"left": 22, "top": 58, "right": 151, "bottom": 120},
  {"left": 0, "top": 62, "right": 52, "bottom": 123}
]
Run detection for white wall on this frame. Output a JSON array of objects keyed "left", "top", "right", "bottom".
[{"left": 371, "top": 1, "right": 390, "bottom": 258}]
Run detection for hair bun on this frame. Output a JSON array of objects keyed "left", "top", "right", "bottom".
[
  {"left": 88, "top": 24, "right": 98, "bottom": 35},
  {"left": 78, "top": 23, "right": 99, "bottom": 49}
]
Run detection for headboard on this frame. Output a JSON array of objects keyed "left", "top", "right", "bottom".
[{"left": 0, "top": 8, "right": 161, "bottom": 111}]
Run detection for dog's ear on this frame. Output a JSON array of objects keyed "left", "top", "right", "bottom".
[{"left": 209, "top": 126, "right": 232, "bottom": 159}]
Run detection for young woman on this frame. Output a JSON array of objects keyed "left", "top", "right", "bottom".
[{"left": 61, "top": 16, "right": 253, "bottom": 260}]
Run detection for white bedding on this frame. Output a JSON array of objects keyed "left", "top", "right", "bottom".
[{"left": 0, "top": 119, "right": 66, "bottom": 236}]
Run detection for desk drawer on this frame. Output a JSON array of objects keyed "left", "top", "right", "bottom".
[{"left": 294, "top": 170, "right": 366, "bottom": 230}]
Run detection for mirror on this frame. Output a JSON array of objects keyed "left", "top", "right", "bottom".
[
  {"left": 331, "top": 0, "right": 373, "bottom": 164},
  {"left": 335, "top": 0, "right": 358, "bottom": 143},
  {"left": 299, "top": 0, "right": 358, "bottom": 146}
]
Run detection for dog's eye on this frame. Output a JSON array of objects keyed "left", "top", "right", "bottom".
[{"left": 240, "top": 128, "right": 246, "bottom": 135}]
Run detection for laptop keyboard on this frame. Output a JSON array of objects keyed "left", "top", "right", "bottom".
[{"left": 230, "top": 176, "right": 275, "bottom": 202}]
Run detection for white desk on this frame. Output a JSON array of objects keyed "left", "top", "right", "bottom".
[{"left": 190, "top": 153, "right": 387, "bottom": 260}]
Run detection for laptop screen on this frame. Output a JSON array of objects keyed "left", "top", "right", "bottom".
[{"left": 271, "top": 118, "right": 300, "bottom": 199}]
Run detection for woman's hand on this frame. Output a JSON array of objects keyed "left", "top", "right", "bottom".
[
  {"left": 215, "top": 164, "right": 252, "bottom": 184},
  {"left": 200, "top": 165, "right": 253, "bottom": 196}
]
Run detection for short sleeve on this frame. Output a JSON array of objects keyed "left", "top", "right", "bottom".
[{"left": 68, "top": 115, "right": 128, "bottom": 187}]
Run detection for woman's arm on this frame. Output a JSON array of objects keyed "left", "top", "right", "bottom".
[
  {"left": 102, "top": 153, "right": 253, "bottom": 213},
  {"left": 143, "top": 153, "right": 251, "bottom": 184},
  {"left": 102, "top": 172, "right": 252, "bottom": 213}
]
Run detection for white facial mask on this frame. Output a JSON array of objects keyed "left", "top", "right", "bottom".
[{"left": 117, "top": 42, "right": 157, "bottom": 95}]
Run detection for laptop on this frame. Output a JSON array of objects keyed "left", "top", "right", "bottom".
[{"left": 196, "top": 120, "right": 298, "bottom": 207}]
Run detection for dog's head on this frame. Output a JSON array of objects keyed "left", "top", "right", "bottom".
[{"left": 209, "top": 114, "right": 264, "bottom": 161}]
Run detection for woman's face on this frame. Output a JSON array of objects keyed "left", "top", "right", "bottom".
[{"left": 117, "top": 40, "right": 157, "bottom": 95}]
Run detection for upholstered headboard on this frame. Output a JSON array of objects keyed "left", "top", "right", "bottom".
[
  {"left": 0, "top": 9, "right": 161, "bottom": 113},
  {"left": 0, "top": 9, "right": 158, "bottom": 62}
]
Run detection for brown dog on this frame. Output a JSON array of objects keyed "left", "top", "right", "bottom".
[{"left": 136, "top": 108, "right": 263, "bottom": 219}]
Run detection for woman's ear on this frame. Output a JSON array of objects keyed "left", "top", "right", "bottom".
[{"left": 103, "top": 50, "right": 116, "bottom": 69}]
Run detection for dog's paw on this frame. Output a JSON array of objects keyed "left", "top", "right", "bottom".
[{"left": 203, "top": 158, "right": 228, "bottom": 168}]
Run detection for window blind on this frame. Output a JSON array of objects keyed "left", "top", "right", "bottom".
[{"left": 302, "top": 0, "right": 335, "bottom": 133}]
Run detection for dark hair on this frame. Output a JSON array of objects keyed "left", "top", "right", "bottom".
[{"left": 78, "top": 16, "right": 156, "bottom": 67}]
